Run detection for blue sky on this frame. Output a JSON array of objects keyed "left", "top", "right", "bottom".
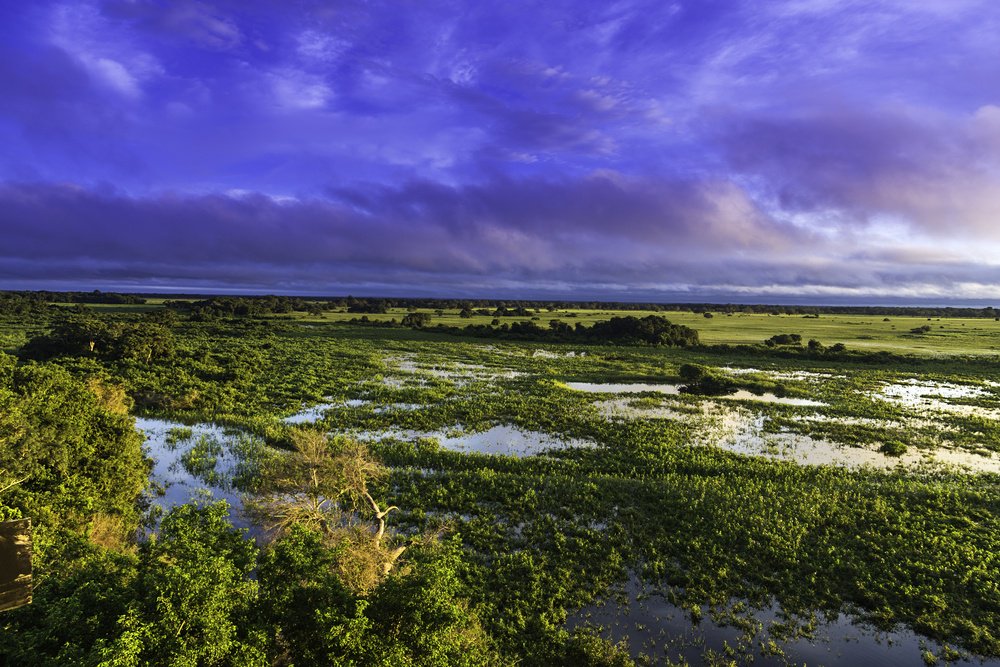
[{"left": 3, "top": 0, "right": 1000, "bottom": 301}]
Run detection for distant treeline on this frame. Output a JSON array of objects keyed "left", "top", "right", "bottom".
[
  {"left": 0, "top": 290, "right": 146, "bottom": 306},
  {"left": 164, "top": 296, "right": 326, "bottom": 319},
  {"left": 4, "top": 290, "right": 1000, "bottom": 319},
  {"left": 699, "top": 342, "right": 942, "bottom": 366},
  {"left": 151, "top": 295, "right": 1000, "bottom": 319},
  {"left": 262, "top": 296, "right": 1000, "bottom": 318},
  {"left": 0, "top": 294, "right": 47, "bottom": 316},
  {"left": 353, "top": 314, "right": 701, "bottom": 346},
  {"left": 0, "top": 290, "right": 147, "bottom": 315}
]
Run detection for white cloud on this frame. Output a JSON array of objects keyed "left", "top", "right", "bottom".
[
  {"left": 296, "top": 30, "right": 349, "bottom": 63},
  {"left": 163, "top": 3, "right": 242, "bottom": 50},
  {"left": 268, "top": 69, "right": 333, "bottom": 110},
  {"left": 90, "top": 58, "right": 142, "bottom": 98},
  {"left": 48, "top": 2, "right": 163, "bottom": 100}
]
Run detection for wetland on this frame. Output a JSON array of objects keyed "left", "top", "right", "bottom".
[{"left": 3, "top": 296, "right": 1000, "bottom": 665}]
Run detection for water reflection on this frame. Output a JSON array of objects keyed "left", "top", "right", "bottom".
[
  {"left": 564, "top": 381, "right": 682, "bottom": 395},
  {"left": 875, "top": 380, "right": 1000, "bottom": 419},
  {"left": 565, "top": 382, "right": 826, "bottom": 406},
  {"left": 282, "top": 399, "right": 369, "bottom": 424},
  {"left": 722, "top": 389, "right": 826, "bottom": 407},
  {"left": 370, "top": 424, "right": 594, "bottom": 457},
  {"left": 137, "top": 417, "right": 248, "bottom": 525},
  {"left": 570, "top": 575, "right": 1000, "bottom": 666}
]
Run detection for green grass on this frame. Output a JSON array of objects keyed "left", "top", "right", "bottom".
[
  {"left": 52, "top": 300, "right": 1000, "bottom": 356},
  {"left": 286, "top": 308, "right": 1000, "bottom": 356}
]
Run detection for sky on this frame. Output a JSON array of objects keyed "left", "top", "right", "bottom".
[{"left": 2, "top": 0, "right": 1000, "bottom": 302}]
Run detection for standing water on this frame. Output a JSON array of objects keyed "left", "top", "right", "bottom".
[{"left": 137, "top": 417, "right": 249, "bottom": 525}]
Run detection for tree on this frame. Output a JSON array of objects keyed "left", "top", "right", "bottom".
[
  {"left": 143, "top": 309, "right": 180, "bottom": 327},
  {"left": 764, "top": 333, "right": 802, "bottom": 346},
  {"left": 113, "top": 323, "right": 175, "bottom": 363},
  {"left": 257, "top": 529, "right": 504, "bottom": 666},
  {"left": 98, "top": 503, "right": 267, "bottom": 666},
  {"left": 0, "top": 357, "right": 147, "bottom": 544},
  {"left": 20, "top": 319, "right": 174, "bottom": 364},
  {"left": 587, "top": 316, "right": 699, "bottom": 346},
  {"left": 678, "top": 363, "right": 735, "bottom": 396},
  {"left": 364, "top": 538, "right": 504, "bottom": 666},
  {"left": 20, "top": 316, "right": 110, "bottom": 359},
  {"left": 401, "top": 312, "right": 432, "bottom": 328},
  {"left": 247, "top": 430, "right": 407, "bottom": 593}
]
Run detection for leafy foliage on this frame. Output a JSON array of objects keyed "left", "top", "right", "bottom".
[
  {"left": 101, "top": 502, "right": 267, "bottom": 666},
  {"left": 0, "top": 354, "right": 147, "bottom": 553}
]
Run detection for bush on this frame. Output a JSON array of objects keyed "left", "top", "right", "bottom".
[
  {"left": 764, "top": 333, "right": 802, "bottom": 346},
  {"left": 880, "top": 441, "right": 908, "bottom": 457}
]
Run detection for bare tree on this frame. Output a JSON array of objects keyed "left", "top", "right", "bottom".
[{"left": 246, "top": 429, "right": 408, "bottom": 591}]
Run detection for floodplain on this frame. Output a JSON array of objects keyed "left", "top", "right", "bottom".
[{"left": 3, "top": 298, "right": 1000, "bottom": 666}]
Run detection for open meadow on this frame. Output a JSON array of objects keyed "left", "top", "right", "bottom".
[
  {"left": 3, "top": 298, "right": 1000, "bottom": 666},
  {"left": 297, "top": 307, "right": 1000, "bottom": 357}
]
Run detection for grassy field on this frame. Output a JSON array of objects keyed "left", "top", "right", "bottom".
[
  {"left": 44, "top": 299, "right": 1000, "bottom": 356},
  {"left": 278, "top": 307, "right": 1000, "bottom": 356}
]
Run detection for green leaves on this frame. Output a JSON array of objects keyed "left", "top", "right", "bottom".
[
  {"left": 104, "top": 502, "right": 265, "bottom": 666},
  {"left": 0, "top": 361, "right": 146, "bottom": 554}
]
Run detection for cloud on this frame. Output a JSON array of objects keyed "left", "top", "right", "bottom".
[
  {"left": 47, "top": 2, "right": 163, "bottom": 100},
  {"left": 296, "top": 30, "right": 348, "bottom": 64},
  {"left": 716, "top": 104, "right": 1000, "bottom": 237},
  {"left": 266, "top": 69, "right": 333, "bottom": 110},
  {"left": 101, "top": 0, "right": 242, "bottom": 51},
  {"left": 2, "top": 178, "right": 999, "bottom": 299},
  {"left": 160, "top": 2, "right": 242, "bottom": 50},
  {"left": 3, "top": 0, "right": 1000, "bottom": 299},
  {"left": 88, "top": 57, "right": 143, "bottom": 97}
]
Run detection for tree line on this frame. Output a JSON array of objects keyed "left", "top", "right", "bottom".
[
  {"left": 353, "top": 314, "right": 701, "bottom": 347},
  {"left": 5, "top": 290, "right": 1000, "bottom": 319}
]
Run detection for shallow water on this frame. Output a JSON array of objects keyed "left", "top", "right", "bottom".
[
  {"left": 282, "top": 399, "right": 369, "bottom": 424},
  {"left": 875, "top": 380, "right": 1000, "bottom": 419},
  {"left": 700, "top": 406, "right": 1000, "bottom": 473},
  {"left": 564, "top": 381, "right": 683, "bottom": 395},
  {"left": 723, "top": 367, "right": 840, "bottom": 383},
  {"left": 390, "top": 354, "right": 522, "bottom": 382},
  {"left": 720, "top": 389, "right": 827, "bottom": 407},
  {"left": 136, "top": 417, "right": 247, "bottom": 521},
  {"left": 594, "top": 398, "right": 693, "bottom": 421},
  {"left": 570, "top": 575, "right": 1000, "bottom": 666},
  {"left": 532, "top": 348, "right": 586, "bottom": 359},
  {"left": 882, "top": 379, "right": 989, "bottom": 401},
  {"left": 566, "top": 381, "right": 826, "bottom": 406},
  {"left": 771, "top": 370, "right": 841, "bottom": 382},
  {"left": 722, "top": 366, "right": 765, "bottom": 375},
  {"left": 372, "top": 402, "right": 424, "bottom": 414},
  {"left": 588, "top": 391, "right": 1000, "bottom": 472},
  {"left": 369, "top": 424, "right": 593, "bottom": 457}
]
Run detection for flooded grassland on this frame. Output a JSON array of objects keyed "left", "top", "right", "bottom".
[{"left": 125, "top": 323, "right": 1000, "bottom": 666}]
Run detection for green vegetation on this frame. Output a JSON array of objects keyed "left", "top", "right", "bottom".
[
  {"left": 879, "top": 440, "right": 908, "bottom": 456},
  {"left": 357, "top": 314, "right": 700, "bottom": 347},
  {"left": 2, "top": 293, "right": 1000, "bottom": 665},
  {"left": 180, "top": 434, "right": 224, "bottom": 485}
]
